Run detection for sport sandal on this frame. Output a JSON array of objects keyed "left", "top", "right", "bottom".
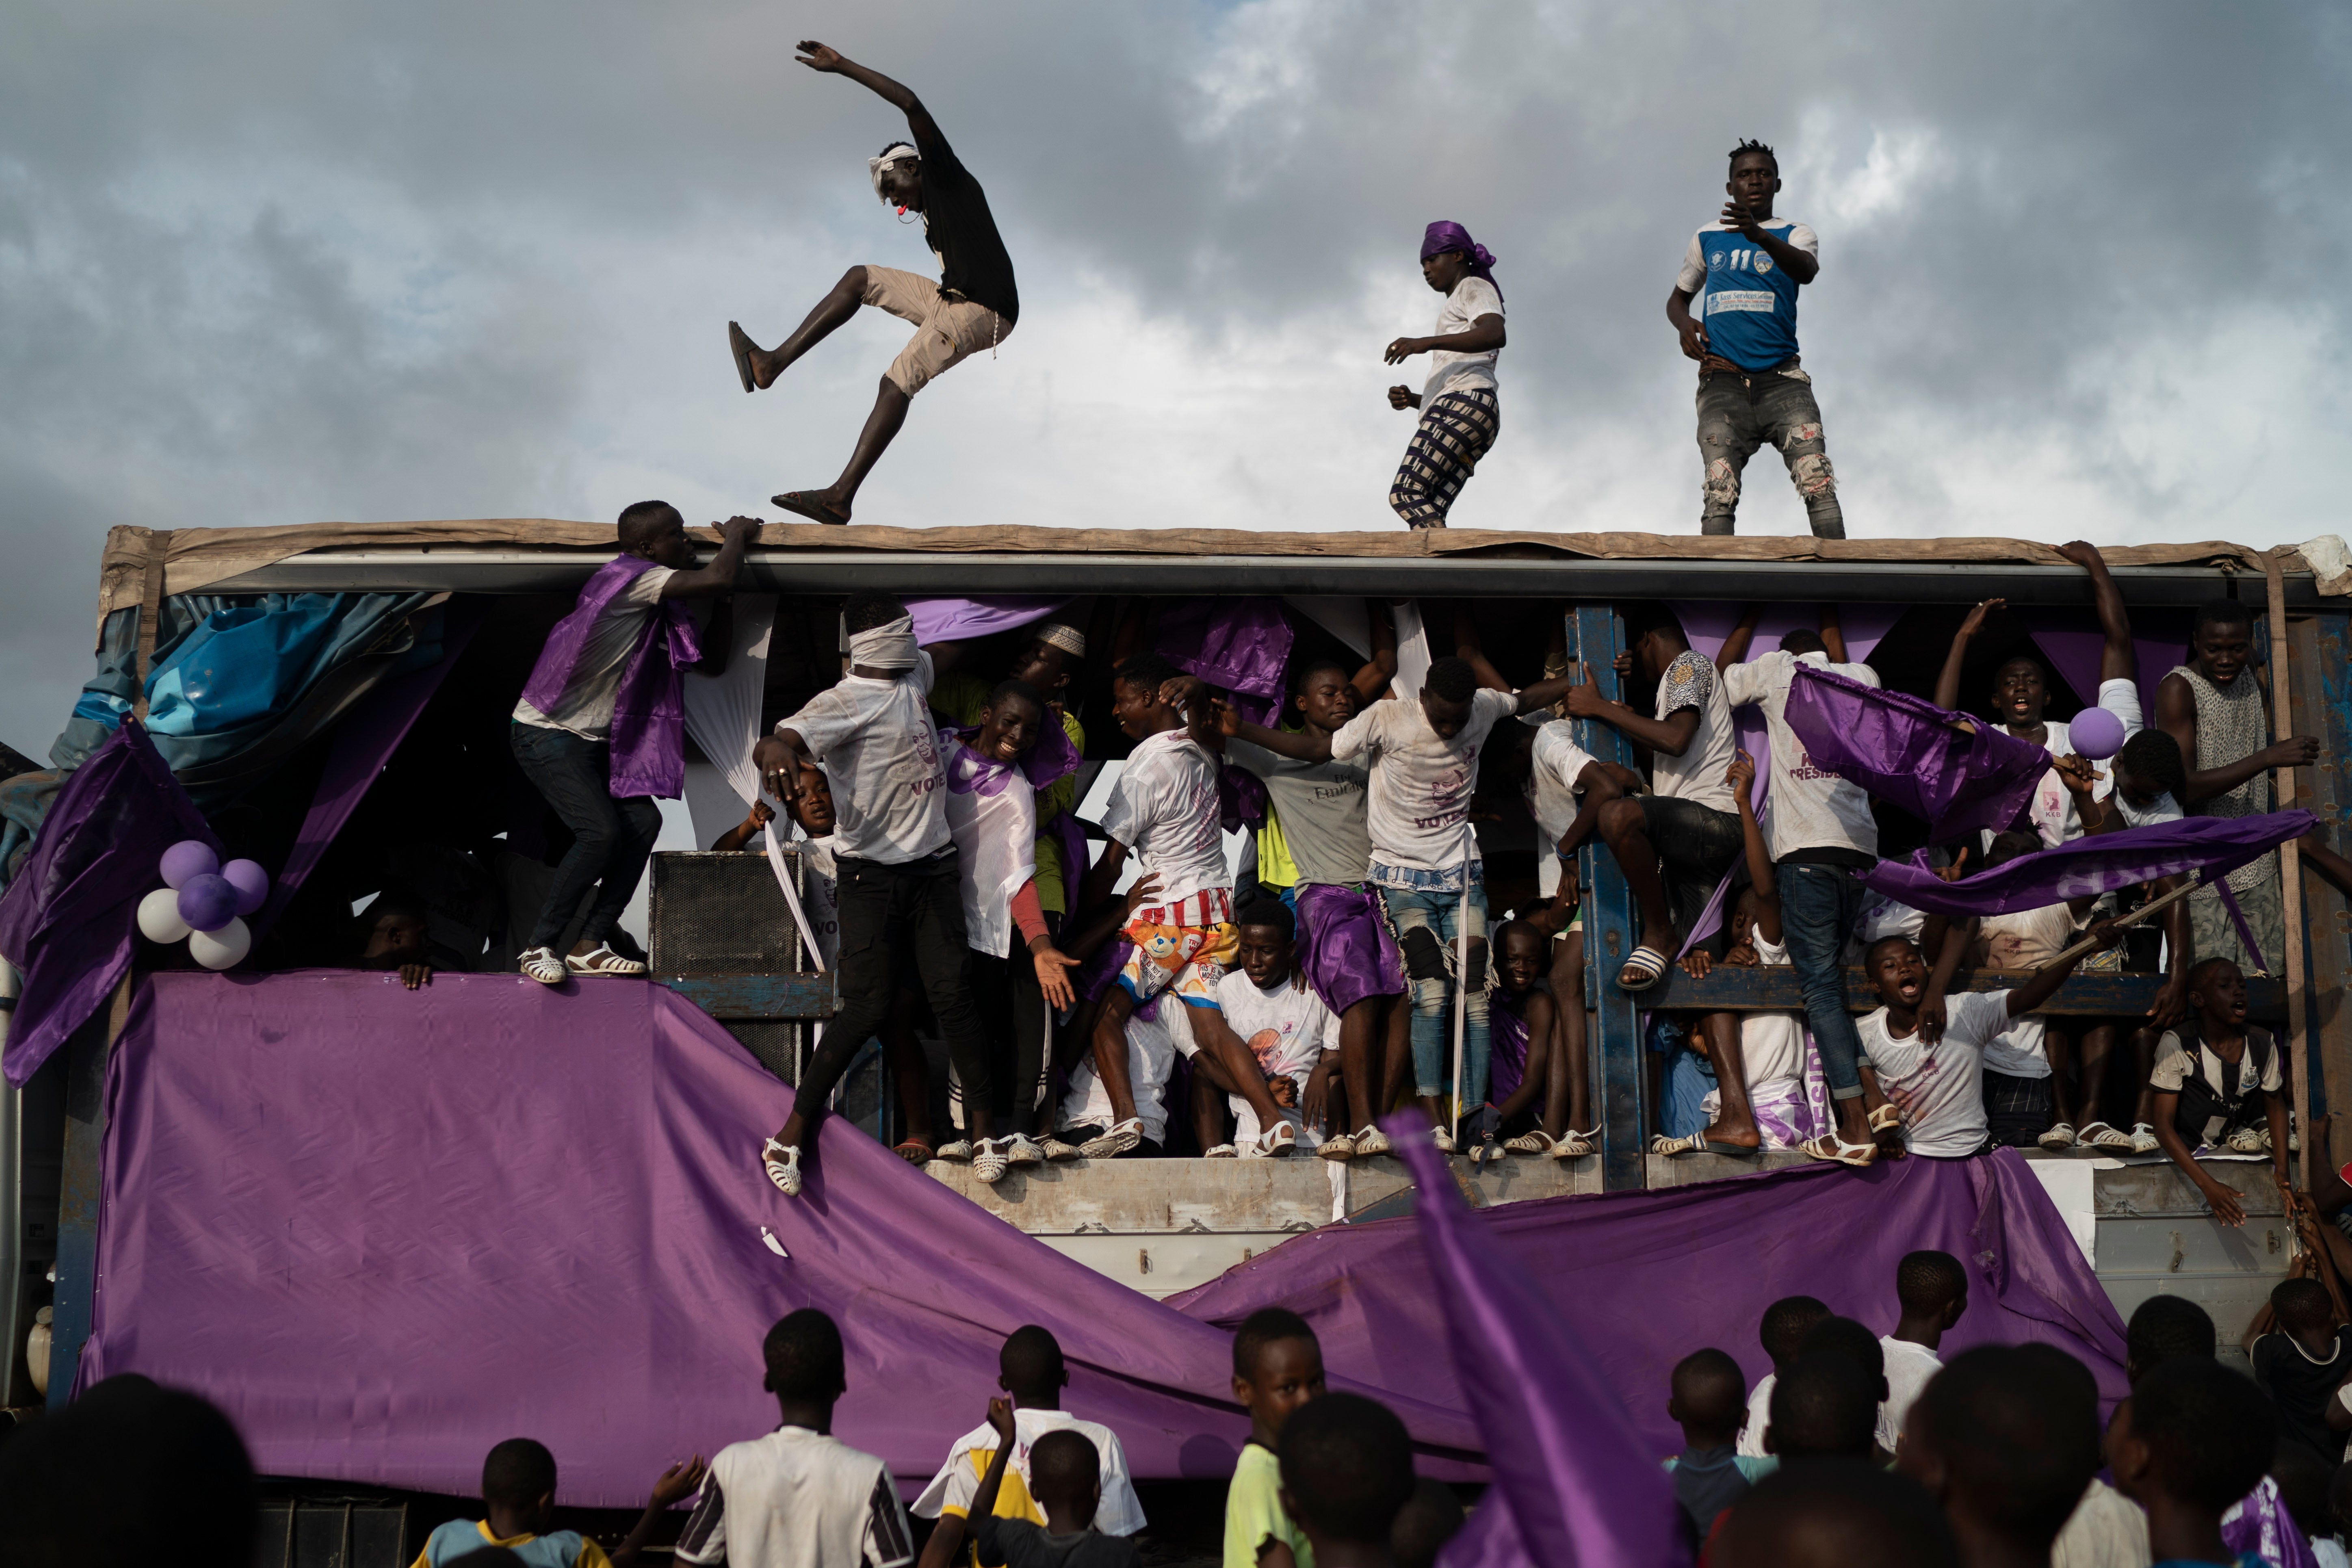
[
  {"left": 762, "top": 1138, "right": 803, "bottom": 1196},
  {"left": 519, "top": 946, "right": 567, "bottom": 985},
  {"left": 1798, "top": 1133, "right": 1877, "bottom": 1168},
  {"left": 566, "top": 943, "right": 647, "bottom": 977},
  {"left": 1079, "top": 1118, "right": 1144, "bottom": 1160}
]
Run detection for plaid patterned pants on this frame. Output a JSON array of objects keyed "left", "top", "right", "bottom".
[{"left": 1388, "top": 388, "right": 1499, "bottom": 529}]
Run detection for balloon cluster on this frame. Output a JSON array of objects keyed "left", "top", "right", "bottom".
[{"left": 136, "top": 841, "right": 267, "bottom": 971}]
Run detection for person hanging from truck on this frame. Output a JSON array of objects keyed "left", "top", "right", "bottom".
[
  {"left": 1384, "top": 223, "right": 1506, "bottom": 531},
  {"left": 728, "top": 42, "right": 1018, "bottom": 528},
  {"left": 509, "top": 505, "right": 760, "bottom": 985},
  {"left": 1667, "top": 140, "right": 1843, "bottom": 539}
]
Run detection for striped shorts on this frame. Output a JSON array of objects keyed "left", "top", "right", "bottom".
[{"left": 1389, "top": 388, "right": 1500, "bottom": 529}]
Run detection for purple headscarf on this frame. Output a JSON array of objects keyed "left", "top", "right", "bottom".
[{"left": 1421, "top": 221, "right": 1501, "bottom": 301}]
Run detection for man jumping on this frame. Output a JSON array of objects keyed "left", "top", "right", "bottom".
[{"left": 728, "top": 41, "right": 1018, "bottom": 527}]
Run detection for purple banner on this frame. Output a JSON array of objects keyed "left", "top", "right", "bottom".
[
  {"left": 1157, "top": 599, "right": 1294, "bottom": 728},
  {"left": 1785, "top": 664, "right": 2050, "bottom": 840},
  {"left": 907, "top": 597, "right": 1072, "bottom": 646},
  {"left": 1863, "top": 810, "right": 2313, "bottom": 918}
]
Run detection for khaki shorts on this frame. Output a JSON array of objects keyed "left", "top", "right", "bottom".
[{"left": 862, "top": 265, "right": 1011, "bottom": 396}]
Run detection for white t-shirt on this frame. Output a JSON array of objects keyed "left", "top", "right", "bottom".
[
  {"left": 1332, "top": 688, "right": 1518, "bottom": 878},
  {"left": 940, "top": 732, "right": 1037, "bottom": 959},
  {"left": 910, "top": 1408, "right": 1145, "bottom": 1537},
  {"left": 513, "top": 565, "right": 678, "bottom": 739},
  {"left": 790, "top": 828, "right": 842, "bottom": 968},
  {"left": 1424, "top": 275, "right": 1505, "bottom": 402},
  {"left": 1968, "top": 903, "right": 2086, "bottom": 1079},
  {"left": 1650, "top": 651, "right": 1739, "bottom": 813},
  {"left": 1849, "top": 889, "right": 1928, "bottom": 963},
  {"left": 1722, "top": 650, "right": 1881, "bottom": 862},
  {"left": 674, "top": 1425, "right": 914, "bottom": 1568},
  {"left": 1215, "top": 969, "right": 1340, "bottom": 1146},
  {"left": 1741, "top": 932, "right": 1806, "bottom": 1085},
  {"left": 1878, "top": 1336, "right": 1943, "bottom": 1455},
  {"left": 1737, "top": 1373, "right": 1776, "bottom": 1458},
  {"left": 1527, "top": 721, "right": 1601, "bottom": 848},
  {"left": 1099, "top": 728, "right": 1229, "bottom": 907},
  {"left": 1860, "top": 990, "right": 2013, "bottom": 1158},
  {"left": 1058, "top": 1008, "right": 1178, "bottom": 1148},
  {"left": 782, "top": 653, "right": 950, "bottom": 864},
  {"left": 2103, "top": 677, "right": 2187, "bottom": 827}
]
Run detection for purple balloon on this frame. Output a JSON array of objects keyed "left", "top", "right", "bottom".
[
  {"left": 160, "top": 839, "right": 219, "bottom": 890},
  {"left": 221, "top": 858, "right": 270, "bottom": 916},
  {"left": 177, "top": 873, "right": 240, "bottom": 934},
  {"left": 2069, "top": 705, "right": 2126, "bottom": 761}
]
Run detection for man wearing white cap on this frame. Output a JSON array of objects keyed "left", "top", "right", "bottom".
[{"left": 727, "top": 41, "right": 1018, "bottom": 528}]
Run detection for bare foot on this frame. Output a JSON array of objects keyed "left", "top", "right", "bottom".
[
  {"left": 1701, "top": 1117, "right": 1762, "bottom": 1150},
  {"left": 773, "top": 489, "right": 853, "bottom": 525}
]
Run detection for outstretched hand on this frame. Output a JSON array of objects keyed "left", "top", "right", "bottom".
[
  {"left": 1956, "top": 597, "right": 2005, "bottom": 639},
  {"left": 2263, "top": 736, "right": 2322, "bottom": 770},
  {"left": 1031, "top": 943, "right": 1079, "bottom": 1011},
  {"left": 398, "top": 962, "right": 432, "bottom": 991},
  {"left": 1719, "top": 200, "right": 1766, "bottom": 241},
  {"left": 796, "top": 40, "right": 846, "bottom": 71},
  {"left": 1209, "top": 697, "right": 1242, "bottom": 738},
  {"left": 650, "top": 1457, "right": 709, "bottom": 1509}
]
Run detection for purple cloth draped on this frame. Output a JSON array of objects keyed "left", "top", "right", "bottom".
[
  {"left": 1387, "top": 1118, "right": 1683, "bottom": 1568},
  {"left": 519, "top": 557, "right": 703, "bottom": 799},
  {"left": 1293, "top": 883, "right": 1403, "bottom": 1017},
  {"left": 1863, "top": 810, "right": 2313, "bottom": 918},
  {"left": 1489, "top": 992, "right": 1530, "bottom": 1105},
  {"left": 1157, "top": 600, "right": 1293, "bottom": 729},
  {"left": 79, "top": 972, "right": 1481, "bottom": 1500},
  {"left": 1170, "top": 1150, "right": 2129, "bottom": 1463},
  {"left": 1219, "top": 764, "right": 1269, "bottom": 832},
  {"left": 1785, "top": 664, "right": 2050, "bottom": 840},
  {"left": 2225, "top": 1474, "right": 2321, "bottom": 1568},
  {"left": 254, "top": 602, "right": 484, "bottom": 942},
  {"left": 0, "top": 723, "right": 216, "bottom": 1085},
  {"left": 907, "top": 597, "right": 1072, "bottom": 646},
  {"left": 1421, "top": 221, "right": 1502, "bottom": 302}
]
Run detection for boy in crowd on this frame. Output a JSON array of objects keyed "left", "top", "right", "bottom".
[
  {"left": 1048, "top": 872, "right": 1175, "bottom": 1158},
  {"left": 1226, "top": 1308, "right": 1327, "bottom": 1568},
  {"left": 2148, "top": 958, "right": 2294, "bottom": 1226},
  {"left": 1203, "top": 900, "right": 1340, "bottom": 1157},
  {"left": 1486, "top": 920, "right": 1559, "bottom": 1157},
  {"left": 1383, "top": 223, "right": 1506, "bottom": 530},
  {"left": 412, "top": 1438, "right": 705, "bottom": 1568},
  {"left": 753, "top": 593, "right": 997, "bottom": 1195},
  {"left": 1956, "top": 813, "right": 2107, "bottom": 1150},
  {"left": 1739, "top": 1295, "right": 1834, "bottom": 1460},
  {"left": 1879, "top": 1252, "right": 1969, "bottom": 1458},
  {"left": 676, "top": 1309, "right": 914, "bottom": 1568},
  {"left": 1663, "top": 1348, "right": 1772, "bottom": 1542},
  {"left": 957, "top": 1399, "right": 1136, "bottom": 1568},
  {"left": 511, "top": 506, "right": 758, "bottom": 983},
  {"left": 2255, "top": 1279, "right": 2352, "bottom": 1469},
  {"left": 1666, "top": 140, "right": 1842, "bottom": 539},
  {"left": 913, "top": 1326, "right": 1144, "bottom": 1568},
  {"left": 1082, "top": 653, "right": 1293, "bottom": 1158},
  {"left": 1718, "top": 609, "right": 1899, "bottom": 1165},
  {"left": 1897, "top": 1346, "right": 2105, "bottom": 1568},
  {"left": 1765, "top": 1352, "right": 1883, "bottom": 1466},
  {"left": 1798, "top": 1317, "right": 1897, "bottom": 1466},
  {"left": 1718, "top": 1465, "right": 1959, "bottom": 1568},
  {"left": 356, "top": 892, "right": 439, "bottom": 991},
  {"left": 1276, "top": 1395, "right": 1414, "bottom": 1568},
  {"left": 2109, "top": 1358, "right": 2283, "bottom": 1568}
]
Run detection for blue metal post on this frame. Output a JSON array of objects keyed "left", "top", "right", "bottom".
[{"left": 1568, "top": 604, "right": 1648, "bottom": 1191}]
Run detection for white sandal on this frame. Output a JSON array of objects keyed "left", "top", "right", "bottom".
[
  {"left": 1079, "top": 1118, "right": 1144, "bottom": 1160},
  {"left": 565, "top": 943, "right": 647, "bottom": 977},
  {"left": 1351, "top": 1124, "right": 1393, "bottom": 1157},
  {"left": 1650, "top": 1133, "right": 1705, "bottom": 1158},
  {"left": 1258, "top": 1122, "right": 1299, "bottom": 1157},
  {"left": 1553, "top": 1126, "right": 1598, "bottom": 1159},
  {"left": 762, "top": 1138, "right": 802, "bottom": 1196},
  {"left": 519, "top": 946, "right": 567, "bottom": 985},
  {"left": 1799, "top": 1133, "right": 1877, "bottom": 1168},
  {"left": 2038, "top": 1122, "right": 2077, "bottom": 1150},
  {"left": 1503, "top": 1130, "right": 1556, "bottom": 1156},
  {"left": 970, "top": 1139, "right": 1010, "bottom": 1183},
  {"left": 2077, "top": 1121, "right": 2134, "bottom": 1150}
]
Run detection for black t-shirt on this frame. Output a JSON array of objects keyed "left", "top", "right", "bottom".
[
  {"left": 972, "top": 1516, "right": 1137, "bottom": 1568},
  {"left": 2252, "top": 1327, "right": 2352, "bottom": 1464},
  {"left": 913, "top": 121, "right": 1018, "bottom": 325}
]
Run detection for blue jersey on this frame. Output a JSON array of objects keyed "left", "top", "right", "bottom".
[{"left": 1676, "top": 219, "right": 1819, "bottom": 373}]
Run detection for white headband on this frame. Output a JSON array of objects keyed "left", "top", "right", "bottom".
[
  {"left": 847, "top": 614, "right": 919, "bottom": 671},
  {"left": 868, "top": 142, "right": 918, "bottom": 202}
]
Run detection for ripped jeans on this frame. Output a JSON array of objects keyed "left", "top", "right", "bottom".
[
  {"left": 1377, "top": 878, "right": 1491, "bottom": 1106},
  {"left": 1695, "top": 360, "right": 1843, "bottom": 539}
]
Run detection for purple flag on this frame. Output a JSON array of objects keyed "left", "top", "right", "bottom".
[
  {"left": 1390, "top": 1116, "right": 1686, "bottom": 1568},
  {"left": 907, "top": 596, "right": 1072, "bottom": 645},
  {"left": 0, "top": 722, "right": 217, "bottom": 1085},
  {"left": 1157, "top": 599, "right": 1294, "bottom": 728},
  {"left": 1863, "top": 810, "right": 2313, "bottom": 918},
  {"left": 1785, "top": 664, "right": 2050, "bottom": 840},
  {"left": 520, "top": 556, "right": 704, "bottom": 799}
]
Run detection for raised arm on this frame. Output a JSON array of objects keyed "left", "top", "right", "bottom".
[
  {"left": 1454, "top": 604, "right": 1514, "bottom": 694},
  {"left": 1218, "top": 703, "right": 1331, "bottom": 762},
  {"left": 660, "top": 516, "right": 762, "bottom": 600},
  {"left": 794, "top": 42, "right": 941, "bottom": 148},
  {"left": 1819, "top": 604, "right": 1848, "bottom": 666},
  {"left": 1730, "top": 752, "right": 1778, "bottom": 945},
  {"left": 2055, "top": 542, "right": 2135, "bottom": 685},
  {"left": 1716, "top": 605, "right": 1760, "bottom": 671},
  {"left": 1933, "top": 598, "right": 2003, "bottom": 711},
  {"left": 1351, "top": 603, "right": 1399, "bottom": 702}
]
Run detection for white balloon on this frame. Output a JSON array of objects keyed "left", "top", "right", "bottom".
[
  {"left": 188, "top": 917, "right": 251, "bottom": 971},
  {"left": 137, "top": 887, "right": 192, "bottom": 944}
]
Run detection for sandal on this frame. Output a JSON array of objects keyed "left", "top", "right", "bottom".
[
  {"left": 1351, "top": 1124, "right": 1393, "bottom": 1157},
  {"left": 519, "top": 946, "right": 567, "bottom": 986},
  {"left": 2077, "top": 1121, "right": 2135, "bottom": 1150},
  {"left": 1798, "top": 1134, "right": 1877, "bottom": 1168},
  {"left": 1204, "top": 1143, "right": 1239, "bottom": 1159},
  {"left": 1867, "top": 1103, "right": 1904, "bottom": 1135},
  {"left": 934, "top": 1139, "right": 975, "bottom": 1163},
  {"left": 2038, "top": 1122, "right": 2077, "bottom": 1150},
  {"left": 970, "top": 1139, "right": 1010, "bottom": 1184},
  {"left": 728, "top": 321, "right": 759, "bottom": 393},
  {"left": 566, "top": 943, "right": 648, "bottom": 977},
  {"left": 1650, "top": 1133, "right": 1705, "bottom": 1157},
  {"left": 1503, "top": 1131, "right": 1556, "bottom": 1156},
  {"left": 1040, "top": 1135, "right": 1082, "bottom": 1161},
  {"left": 1003, "top": 1134, "right": 1044, "bottom": 1167},
  {"left": 892, "top": 1139, "right": 933, "bottom": 1166},
  {"left": 762, "top": 1138, "right": 803, "bottom": 1196},
  {"left": 1258, "top": 1122, "right": 1299, "bottom": 1158},
  {"left": 1079, "top": 1118, "right": 1144, "bottom": 1160},
  {"left": 1617, "top": 945, "right": 1671, "bottom": 992},
  {"left": 1552, "top": 1127, "right": 1596, "bottom": 1159},
  {"left": 1317, "top": 1131, "right": 1358, "bottom": 1162},
  {"left": 2129, "top": 1122, "right": 2159, "bottom": 1153}
]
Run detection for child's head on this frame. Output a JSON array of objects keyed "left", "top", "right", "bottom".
[
  {"left": 1719, "top": 1463, "right": 1958, "bottom": 1568},
  {"left": 1894, "top": 1250, "right": 1969, "bottom": 1332},
  {"left": 2113, "top": 730, "right": 2187, "bottom": 813},
  {"left": 481, "top": 1437, "right": 558, "bottom": 1533},
  {"left": 2109, "top": 1357, "right": 2276, "bottom": 1520},
  {"left": 2271, "top": 1277, "right": 2335, "bottom": 1342},
  {"left": 1494, "top": 920, "right": 1547, "bottom": 997},
  {"left": 1010, "top": 626, "right": 1084, "bottom": 700},
  {"left": 1235, "top": 901, "right": 1298, "bottom": 990},
  {"left": 2187, "top": 957, "right": 2248, "bottom": 1031},
  {"left": 358, "top": 894, "right": 430, "bottom": 966},
  {"left": 1667, "top": 1348, "right": 1747, "bottom": 1449},
  {"left": 1388, "top": 1478, "right": 1464, "bottom": 1568},
  {"left": 974, "top": 680, "right": 1048, "bottom": 765},
  {"left": 1291, "top": 658, "right": 1361, "bottom": 734},
  {"left": 2124, "top": 1293, "right": 2216, "bottom": 1385},
  {"left": 1109, "top": 652, "right": 1185, "bottom": 740},
  {"left": 1416, "top": 658, "right": 1479, "bottom": 740},
  {"left": 1797, "top": 1317, "right": 1888, "bottom": 1404},
  {"left": 1277, "top": 1392, "right": 1414, "bottom": 1556},
  {"left": 1898, "top": 1345, "right": 2101, "bottom": 1562},
  {"left": 762, "top": 1308, "right": 847, "bottom": 1410},
  {"left": 999, "top": 1324, "right": 1068, "bottom": 1409},
  {"left": 1863, "top": 936, "right": 1928, "bottom": 1011},
  {"left": 1759, "top": 1295, "right": 1833, "bottom": 1372},
  {"left": 1981, "top": 830, "right": 2041, "bottom": 871},
  {"left": 1988, "top": 656, "right": 2049, "bottom": 728},
  {"left": 1231, "top": 1308, "right": 1325, "bottom": 1442},
  {"left": 788, "top": 761, "right": 836, "bottom": 837},
  {"left": 1027, "top": 1429, "right": 1101, "bottom": 1529},
  {"left": 1780, "top": 629, "right": 1826, "bottom": 658},
  {"left": 1724, "top": 888, "right": 1763, "bottom": 959},
  {"left": 1766, "top": 1354, "right": 1880, "bottom": 1462}
]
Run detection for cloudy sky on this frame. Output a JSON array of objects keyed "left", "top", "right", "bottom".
[{"left": 3, "top": 1, "right": 2348, "bottom": 758}]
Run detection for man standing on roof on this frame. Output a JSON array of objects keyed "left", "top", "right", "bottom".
[
  {"left": 728, "top": 41, "right": 1017, "bottom": 528},
  {"left": 1667, "top": 140, "right": 1843, "bottom": 539},
  {"left": 1384, "top": 223, "right": 1506, "bottom": 530}
]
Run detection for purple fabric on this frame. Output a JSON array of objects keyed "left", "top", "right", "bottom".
[
  {"left": 1157, "top": 600, "right": 1293, "bottom": 729},
  {"left": 1294, "top": 882, "right": 1403, "bottom": 1017},
  {"left": 255, "top": 602, "right": 483, "bottom": 942},
  {"left": 1047, "top": 810, "right": 1088, "bottom": 924},
  {"left": 1489, "top": 992, "right": 1530, "bottom": 1106},
  {"left": 79, "top": 972, "right": 1481, "bottom": 1500},
  {"left": 520, "top": 557, "right": 703, "bottom": 799},
  {"left": 1170, "top": 1150, "right": 2130, "bottom": 1464},
  {"left": 1862, "top": 810, "right": 2313, "bottom": 918},
  {"left": 2225, "top": 1474, "right": 2320, "bottom": 1568},
  {"left": 906, "top": 596, "right": 1071, "bottom": 647},
  {"left": 1785, "top": 664, "right": 2051, "bottom": 840},
  {"left": 0, "top": 723, "right": 216, "bottom": 1086},
  {"left": 2018, "top": 606, "right": 2190, "bottom": 727},
  {"left": 1421, "top": 221, "right": 1501, "bottom": 302},
  {"left": 1387, "top": 1118, "right": 1683, "bottom": 1568},
  {"left": 1219, "top": 764, "right": 1269, "bottom": 832}
]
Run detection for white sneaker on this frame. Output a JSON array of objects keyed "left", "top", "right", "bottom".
[
  {"left": 970, "top": 1139, "right": 1010, "bottom": 1183},
  {"left": 1204, "top": 1143, "right": 1239, "bottom": 1159},
  {"left": 1317, "top": 1131, "right": 1357, "bottom": 1162},
  {"left": 1003, "top": 1134, "right": 1044, "bottom": 1166},
  {"left": 519, "top": 946, "right": 567, "bottom": 985},
  {"left": 762, "top": 1139, "right": 802, "bottom": 1197},
  {"left": 934, "top": 1139, "right": 975, "bottom": 1163},
  {"left": 1351, "top": 1124, "right": 1393, "bottom": 1157}
]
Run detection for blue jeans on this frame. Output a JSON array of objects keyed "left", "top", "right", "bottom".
[
  {"left": 1379, "top": 884, "right": 1490, "bottom": 1105},
  {"left": 509, "top": 721, "right": 663, "bottom": 951},
  {"left": 1777, "top": 861, "right": 1868, "bottom": 1100}
]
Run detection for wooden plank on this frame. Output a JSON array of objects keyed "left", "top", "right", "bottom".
[
  {"left": 1642, "top": 964, "right": 2285, "bottom": 1020},
  {"left": 1570, "top": 604, "right": 1646, "bottom": 1191},
  {"left": 2291, "top": 610, "right": 2352, "bottom": 1135},
  {"left": 662, "top": 973, "right": 840, "bottom": 1020}
]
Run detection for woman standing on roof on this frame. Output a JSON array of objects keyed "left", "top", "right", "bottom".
[{"left": 1384, "top": 222, "right": 1506, "bottom": 531}]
